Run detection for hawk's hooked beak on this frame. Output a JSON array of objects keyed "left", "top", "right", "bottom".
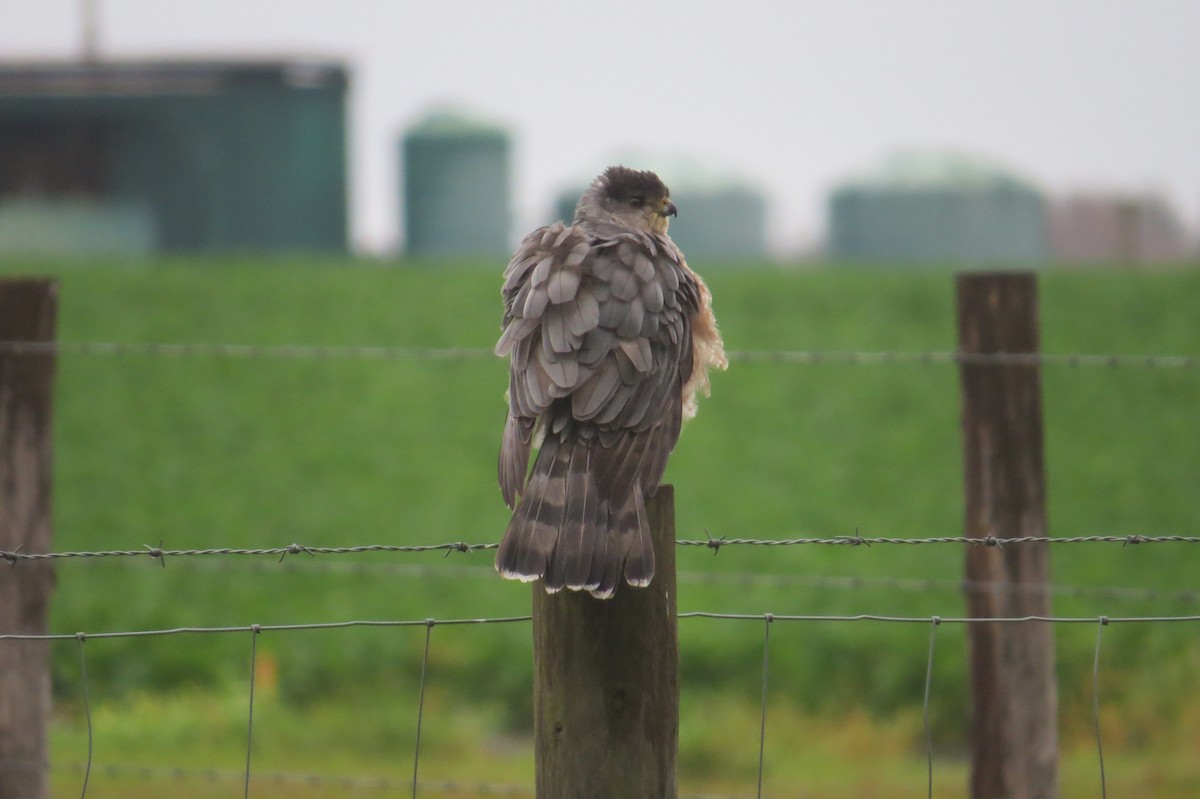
[{"left": 659, "top": 199, "right": 678, "bottom": 218}]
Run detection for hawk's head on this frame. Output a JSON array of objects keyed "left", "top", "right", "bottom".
[{"left": 576, "top": 166, "right": 678, "bottom": 235}]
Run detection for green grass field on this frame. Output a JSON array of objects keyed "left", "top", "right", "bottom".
[{"left": 2, "top": 257, "right": 1198, "bottom": 796}]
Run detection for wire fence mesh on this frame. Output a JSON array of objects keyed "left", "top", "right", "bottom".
[{"left": 5, "top": 611, "right": 1196, "bottom": 798}]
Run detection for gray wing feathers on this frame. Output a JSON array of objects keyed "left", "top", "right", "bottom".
[{"left": 499, "top": 414, "right": 534, "bottom": 509}]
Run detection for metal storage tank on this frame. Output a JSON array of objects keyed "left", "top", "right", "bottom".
[
  {"left": 552, "top": 158, "right": 768, "bottom": 261},
  {"left": 828, "top": 150, "right": 1047, "bottom": 265},
  {"left": 0, "top": 59, "right": 349, "bottom": 254},
  {"left": 401, "top": 109, "right": 511, "bottom": 257}
]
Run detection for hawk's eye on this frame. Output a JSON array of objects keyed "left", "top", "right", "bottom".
[{"left": 628, "top": 197, "right": 645, "bottom": 209}]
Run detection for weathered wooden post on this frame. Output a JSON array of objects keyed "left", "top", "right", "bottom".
[
  {"left": 0, "top": 278, "right": 58, "bottom": 799},
  {"left": 956, "top": 271, "right": 1058, "bottom": 799},
  {"left": 532, "top": 485, "right": 678, "bottom": 799}
]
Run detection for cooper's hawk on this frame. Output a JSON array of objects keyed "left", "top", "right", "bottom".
[{"left": 495, "top": 165, "right": 726, "bottom": 598}]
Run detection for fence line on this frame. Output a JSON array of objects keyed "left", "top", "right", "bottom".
[
  {"left": 680, "top": 534, "right": 1200, "bottom": 549},
  {"left": 4, "top": 533, "right": 1198, "bottom": 566},
  {"left": 2, "top": 277, "right": 1194, "bottom": 797},
  {"left": 0, "top": 339, "right": 1196, "bottom": 368},
  {"left": 8, "top": 611, "right": 1186, "bottom": 798},
  {"left": 44, "top": 556, "right": 1200, "bottom": 605},
  {"left": 678, "top": 612, "right": 1200, "bottom": 625},
  {"left": 0, "top": 611, "right": 1185, "bottom": 791}
]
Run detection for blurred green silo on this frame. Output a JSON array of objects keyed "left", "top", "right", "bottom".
[
  {"left": 828, "top": 150, "right": 1047, "bottom": 265},
  {"left": 401, "top": 109, "right": 511, "bottom": 257}
]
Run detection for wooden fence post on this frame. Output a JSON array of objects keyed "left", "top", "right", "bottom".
[
  {"left": 956, "top": 271, "right": 1058, "bottom": 799},
  {"left": 532, "top": 485, "right": 678, "bottom": 799},
  {"left": 0, "top": 278, "right": 58, "bottom": 799}
]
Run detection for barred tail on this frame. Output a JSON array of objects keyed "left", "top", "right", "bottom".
[{"left": 495, "top": 433, "right": 653, "bottom": 599}]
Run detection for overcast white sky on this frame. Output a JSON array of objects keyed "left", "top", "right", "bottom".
[{"left": 4, "top": 0, "right": 1199, "bottom": 255}]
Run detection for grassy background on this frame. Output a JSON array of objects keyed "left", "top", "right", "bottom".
[{"left": 2, "top": 257, "right": 1197, "bottom": 795}]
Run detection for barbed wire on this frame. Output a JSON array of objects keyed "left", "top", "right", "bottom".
[
  {"left": 681, "top": 534, "right": 1200, "bottom": 549},
  {"left": 732, "top": 350, "right": 1199, "bottom": 369},
  {"left": 0, "top": 340, "right": 495, "bottom": 361},
  {"left": 3, "top": 533, "right": 1198, "bottom": 567},
  {"left": 46, "top": 555, "right": 1200, "bottom": 606},
  {"left": 0, "top": 339, "right": 1196, "bottom": 368},
  {"left": 677, "top": 611, "right": 1200, "bottom": 625},
  {"left": 0, "top": 542, "right": 494, "bottom": 564}
]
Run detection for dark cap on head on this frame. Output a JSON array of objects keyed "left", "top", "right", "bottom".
[{"left": 598, "top": 166, "right": 670, "bottom": 204}]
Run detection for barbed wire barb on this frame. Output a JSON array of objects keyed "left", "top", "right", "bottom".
[
  {"left": 143, "top": 543, "right": 166, "bottom": 568},
  {"left": 702, "top": 529, "right": 726, "bottom": 555},
  {"left": 279, "top": 543, "right": 316, "bottom": 563}
]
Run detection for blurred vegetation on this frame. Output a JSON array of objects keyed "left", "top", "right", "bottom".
[{"left": 1, "top": 257, "right": 1197, "bottom": 793}]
